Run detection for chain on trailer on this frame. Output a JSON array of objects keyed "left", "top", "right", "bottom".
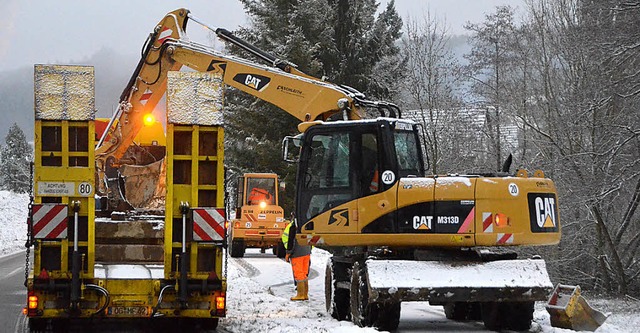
[{"left": 24, "top": 162, "right": 34, "bottom": 286}]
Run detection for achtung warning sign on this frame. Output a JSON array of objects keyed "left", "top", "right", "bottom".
[{"left": 37, "top": 182, "right": 93, "bottom": 197}]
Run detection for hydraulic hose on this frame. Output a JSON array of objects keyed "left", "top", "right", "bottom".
[
  {"left": 85, "top": 284, "right": 110, "bottom": 316},
  {"left": 151, "top": 284, "right": 175, "bottom": 317}
]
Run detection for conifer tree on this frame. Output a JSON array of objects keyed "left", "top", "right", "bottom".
[{"left": 0, "top": 123, "right": 32, "bottom": 193}]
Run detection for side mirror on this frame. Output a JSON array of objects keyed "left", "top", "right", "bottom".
[{"left": 282, "top": 135, "right": 301, "bottom": 163}]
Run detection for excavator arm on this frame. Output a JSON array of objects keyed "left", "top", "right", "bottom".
[{"left": 95, "top": 8, "right": 379, "bottom": 173}]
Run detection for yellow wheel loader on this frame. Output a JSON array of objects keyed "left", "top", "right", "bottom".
[{"left": 228, "top": 173, "right": 288, "bottom": 258}]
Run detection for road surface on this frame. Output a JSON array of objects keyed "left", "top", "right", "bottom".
[{"left": 0, "top": 251, "right": 28, "bottom": 333}]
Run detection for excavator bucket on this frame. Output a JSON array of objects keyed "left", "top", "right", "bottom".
[
  {"left": 120, "top": 159, "right": 166, "bottom": 210},
  {"left": 546, "top": 284, "right": 608, "bottom": 331}
]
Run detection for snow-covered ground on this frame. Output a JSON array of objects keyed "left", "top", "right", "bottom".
[
  {"left": 0, "top": 191, "right": 30, "bottom": 256},
  {"left": 1, "top": 189, "right": 638, "bottom": 332}
]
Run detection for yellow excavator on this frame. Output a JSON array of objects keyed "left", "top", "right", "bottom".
[{"left": 87, "top": 8, "right": 602, "bottom": 331}]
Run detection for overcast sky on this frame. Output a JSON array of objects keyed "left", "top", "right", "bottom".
[{"left": 0, "top": 0, "right": 523, "bottom": 72}]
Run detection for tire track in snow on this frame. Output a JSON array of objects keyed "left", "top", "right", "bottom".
[{"left": 231, "top": 258, "right": 260, "bottom": 278}]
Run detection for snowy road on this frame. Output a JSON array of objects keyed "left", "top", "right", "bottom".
[
  {"left": 1, "top": 247, "right": 637, "bottom": 332},
  {"left": 221, "top": 248, "right": 492, "bottom": 333},
  {"left": 0, "top": 252, "right": 28, "bottom": 333}
]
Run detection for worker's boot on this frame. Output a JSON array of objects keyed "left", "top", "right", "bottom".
[
  {"left": 291, "top": 280, "right": 307, "bottom": 301},
  {"left": 302, "top": 280, "right": 309, "bottom": 300}
]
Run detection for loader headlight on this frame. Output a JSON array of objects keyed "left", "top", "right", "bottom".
[{"left": 259, "top": 201, "right": 267, "bottom": 209}]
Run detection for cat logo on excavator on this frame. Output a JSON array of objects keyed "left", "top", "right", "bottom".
[
  {"left": 529, "top": 193, "right": 559, "bottom": 232},
  {"left": 413, "top": 216, "right": 432, "bottom": 230}
]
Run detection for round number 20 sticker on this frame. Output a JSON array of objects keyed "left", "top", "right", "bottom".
[
  {"left": 381, "top": 170, "right": 396, "bottom": 185},
  {"left": 508, "top": 183, "right": 519, "bottom": 196}
]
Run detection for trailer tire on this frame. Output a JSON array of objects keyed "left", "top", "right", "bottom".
[
  {"left": 325, "top": 260, "right": 350, "bottom": 320},
  {"left": 230, "top": 240, "right": 245, "bottom": 258},
  {"left": 199, "top": 318, "right": 219, "bottom": 331},
  {"left": 28, "top": 318, "right": 46, "bottom": 333},
  {"left": 28, "top": 318, "right": 69, "bottom": 333},
  {"left": 503, "top": 301, "right": 534, "bottom": 331}
]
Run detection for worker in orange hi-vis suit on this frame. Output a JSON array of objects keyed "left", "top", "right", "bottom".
[{"left": 283, "top": 222, "right": 311, "bottom": 301}]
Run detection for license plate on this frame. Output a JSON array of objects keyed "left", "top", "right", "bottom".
[{"left": 107, "top": 306, "right": 149, "bottom": 317}]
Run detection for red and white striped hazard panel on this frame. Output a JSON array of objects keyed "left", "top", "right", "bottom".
[
  {"left": 497, "top": 233, "right": 514, "bottom": 244},
  {"left": 157, "top": 27, "right": 173, "bottom": 44},
  {"left": 193, "top": 208, "right": 226, "bottom": 242},
  {"left": 139, "top": 88, "right": 153, "bottom": 106},
  {"left": 482, "top": 212, "right": 493, "bottom": 233},
  {"left": 31, "top": 204, "right": 68, "bottom": 239}
]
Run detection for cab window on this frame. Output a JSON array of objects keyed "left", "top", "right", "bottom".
[
  {"left": 300, "top": 132, "right": 353, "bottom": 221},
  {"left": 394, "top": 130, "right": 423, "bottom": 177}
]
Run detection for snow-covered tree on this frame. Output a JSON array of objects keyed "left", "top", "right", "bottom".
[
  {"left": 464, "top": 6, "right": 519, "bottom": 171},
  {"left": 506, "top": 0, "right": 640, "bottom": 295},
  {"left": 0, "top": 123, "right": 32, "bottom": 193},
  {"left": 400, "top": 11, "right": 465, "bottom": 174}
]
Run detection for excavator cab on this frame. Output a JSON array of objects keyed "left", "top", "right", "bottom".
[{"left": 294, "top": 118, "right": 423, "bottom": 231}]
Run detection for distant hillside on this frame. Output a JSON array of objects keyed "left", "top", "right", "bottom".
[{"left": 0, "top": 48, "right": 137, "bottom": 141}]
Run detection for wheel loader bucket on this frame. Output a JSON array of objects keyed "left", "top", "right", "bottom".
[{"left": 546, "top": 284, "right": 608, "bottom": 331}]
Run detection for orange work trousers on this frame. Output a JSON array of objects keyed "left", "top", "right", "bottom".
[{"left": 291, "top": 254, "right": 310, "bottom": 281}]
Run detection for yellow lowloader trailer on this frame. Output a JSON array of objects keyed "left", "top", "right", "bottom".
[{"left": 25, "top": 65, "right": 227, "bottom": 332}]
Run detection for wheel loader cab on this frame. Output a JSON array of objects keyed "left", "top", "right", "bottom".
[{"left": 295, "top": 119, "right": 423, "bottom": 231}]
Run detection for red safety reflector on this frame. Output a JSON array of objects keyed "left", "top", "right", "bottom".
[
  {"left": 37, "top": 268, "right": 49, "bottom": 280},
  {"left": 192, "top": 208, "right": 226, "bottom": 242},
  {"left": 266, "top": 230, "right": 280, "bottom": 235},
  {"left": 31, "top": 204, "right": 68, "bottom": 239}
]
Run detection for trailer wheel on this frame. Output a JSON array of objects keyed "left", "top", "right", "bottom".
[
  {"left": 199, "top": 318, "right": 219, "bottom": 331},
  {"left": 503, "top": 301, "right": 534, "bottom": 331},
  {"left": 325, "top": 260, "right": 350, "bottom": 320},
  {"left": 444, "top": 302, "right": 482, "bottom": 321},
  {"left": 28, "top": 318, "right": 69, "bottom": 333},
  {"left": 230, "top": 240, "right": 245, "bottom": 258},
  {"left": 28, "top": 318, "right": 46, "bottom": 333}
]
